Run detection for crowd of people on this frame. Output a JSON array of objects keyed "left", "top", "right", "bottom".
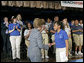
[{"left": 1, "top": 14, "right": 83, "bottom": 62}]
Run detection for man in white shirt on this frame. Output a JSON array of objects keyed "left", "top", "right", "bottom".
[{"left": 79, "top": 20, "right": 83, "bottom": 28}]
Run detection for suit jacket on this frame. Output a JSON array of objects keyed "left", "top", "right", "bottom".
[
  {"left": 28, "top": 28, "right": 49, "bottom": 62},
  {"left": 1, "top": 22, "right": 8, "bottom": 36}
]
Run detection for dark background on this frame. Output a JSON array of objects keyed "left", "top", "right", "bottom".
[{"left": 0, "top": 6, "right": 83, "bottom": 22}]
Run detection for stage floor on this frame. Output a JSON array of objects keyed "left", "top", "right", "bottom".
[{"left": 1, "top": 54, "right": 83, "bottom": 62}]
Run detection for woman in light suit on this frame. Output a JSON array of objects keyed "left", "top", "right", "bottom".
[{"left": 28, "top": 18, "right": 51, "bottom": 62}]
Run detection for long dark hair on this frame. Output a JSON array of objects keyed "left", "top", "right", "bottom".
[
  {"left": 54, "top": 21, "right": 65, "bottom": 30},
  {"left": 26, "top": 22, "right": 33, "bottom": 30}
]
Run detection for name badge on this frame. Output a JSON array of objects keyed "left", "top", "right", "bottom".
[{"left": 59, "top": 34, "right": 63, "bottom": 38}]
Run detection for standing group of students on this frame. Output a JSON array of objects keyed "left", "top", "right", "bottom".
[
  {"left": 1, "top": 14, "right": 24, "bottom": 62},
  {"left": 1, "top": 14, "right": 83, "bottom": 62}
]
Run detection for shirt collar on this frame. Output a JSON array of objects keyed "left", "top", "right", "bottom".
[{"left": 56, "top": 29, "right": 62, "bottom": 34}]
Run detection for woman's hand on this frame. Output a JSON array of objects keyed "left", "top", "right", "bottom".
[
  {"left": 16, "top": 26, "right": 21, "bottom": 32},
  {"left": 16, "top": 26, "right": 18, "bottom": 29},
  {"left": 13, "top": 26, "right": 15, "bottom": 31},
  {"left": 9, "top": 26, "right": 15, "bottom": 33},
  {"left": 12, "top": 26, "right": 15, "bottom": 31}
]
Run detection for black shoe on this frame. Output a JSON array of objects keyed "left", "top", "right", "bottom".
[
  {"left": 16, "top": 58, "right": 20, "bottom": 62},
  {"left": 27, "top": 57, "right": 31, "bottom": 62},
  {"left": 12, "top": 59, "right": 16, "bottom": 62}
]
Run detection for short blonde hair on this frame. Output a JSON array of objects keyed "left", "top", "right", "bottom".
[
  {"left": 41, "top": 19, "right": 45, "bottom": 25},
  {"left": 33, "top": 18, "right": 42, "bottom": 28}
]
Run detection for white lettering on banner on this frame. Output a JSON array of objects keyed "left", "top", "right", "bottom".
[{"left": 61, "top": 1, "right": 83, "bottom": 8}]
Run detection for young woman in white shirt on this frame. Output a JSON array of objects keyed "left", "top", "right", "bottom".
[
  {"left": 62, "top": 18, "right": 72, "bottom": 58},
  {"left": 79, "top": 20, "right": 83, "bottom": 28},
  {"left": 24, "top": 22, "right": 33, "bottom": 58}
]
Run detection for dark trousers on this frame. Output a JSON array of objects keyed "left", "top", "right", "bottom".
[{"left": 1, "top": 32, "right": 11, "bottom": 58}]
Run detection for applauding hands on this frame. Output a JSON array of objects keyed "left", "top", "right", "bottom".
[
  {"left": 16, "top": 26, "right": 18, "bottom": 29},
  {"left": 13, "top": 26, "right": 18, "bottom": 30},
  {"left": 13, "top": 25, "right": 21, "bottom": 32},
  {"left": 9, "top": 26, "right": 16, "bottom": 33},
  {"left": 13, "top": 26, "right": 15, "bottom": 30}
]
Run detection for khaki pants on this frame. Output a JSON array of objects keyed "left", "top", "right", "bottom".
[
  {"left": 56, "top": 48, "right": 68, "bottom": 62},
  {"left": 51, "top": 34, "right": 56, "bottom": 54},
  {"left": 25, "top": 40, "right": 30, "bottom": 57},
  {"left": 41, "top": 34, "right": 49, "bottom": 57},
  {"left": 73, "top": 34, "right": 83, "bottom": 46},
  {"left": 10, "top": 36, "right": 21, "bottom": 59},
  {"left": 68, "top": 37, "right": 72, "bottom": 56}
]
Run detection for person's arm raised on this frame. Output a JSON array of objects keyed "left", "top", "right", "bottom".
[
  {"left": 16, "top": 26, "right": 21, "bottom": 32},
  {"left": 9, "top": 26, "right": 15, "bottom": 33}
]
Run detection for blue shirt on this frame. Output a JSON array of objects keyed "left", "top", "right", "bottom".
[
  {"left": 8, "top": 23, "right": 21, "bottom": 36},
  {"left": 55, "top": 29, "right": 68, "bottom": 48},
  {"left": 72, "top": 25, "right": 83, "bottom": 35}
]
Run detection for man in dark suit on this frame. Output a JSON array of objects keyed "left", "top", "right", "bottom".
[{"left": 1, "top": 17, "right": 11, "bottom": 58}]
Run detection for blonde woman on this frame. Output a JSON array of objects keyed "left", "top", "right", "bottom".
[
  {"left": 16, "top": 14, "right": 23, "bottom": 26},
  {"left": 16, "top": 14, "right": 23, "bottom": 45},
  {"left": 16, "top": 14, "right": 23, "bottom": 34},
  {"left": 28, "top": 18, "right": 51, "bottom": 62},
  {"left": 62, "top": 18, "right": 72, "bottom": 58}
]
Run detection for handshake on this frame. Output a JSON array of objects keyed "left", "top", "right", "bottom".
[{"left": 48, "top": 42, "right": 55, "bottom": 47}]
